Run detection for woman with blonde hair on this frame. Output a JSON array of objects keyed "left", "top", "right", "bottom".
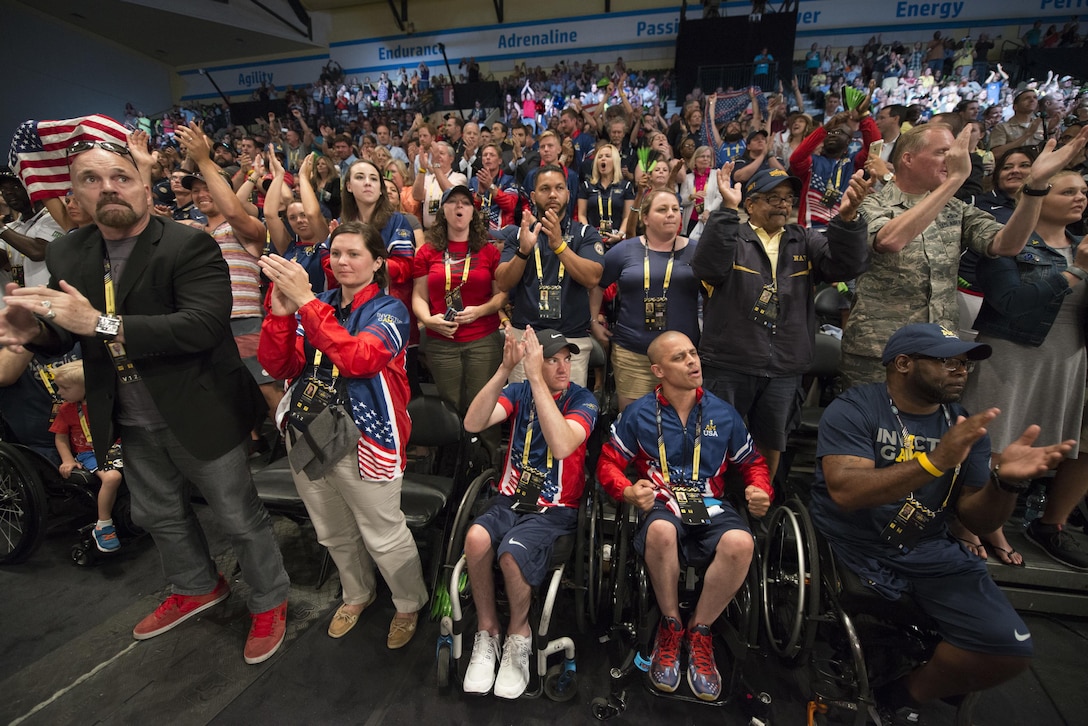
[
  {"left": 578, "top": 143, "right": 634, "bottom": 246},
  {"left": 772, "top": 113, "right": 814, "bottom": 172},
  {"left": 385, "top": 158, "right": 421, "bottom": 219},
  {"left": 679, "top": 145, "right": 721, "bottom": 238}
]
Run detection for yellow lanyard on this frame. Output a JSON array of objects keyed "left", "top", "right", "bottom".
[
  {"left": 521, "top": 402, "right": 554, "bottom": 471},
  {"left": 597, "top": 188, "right": 612, "bottom": 223},
  {"left": 444, "top": 251, "right": 472, "bottom": 292},
  {"left": 36, "top": 366, "right": 57, "bottom": 396},
  {"left": 643, "top": 237, "right": 676, "bottom": 296},
  {"left": 311, "top": 350, "right": 340, "bottom": 381},
  {"left": 655, "top": 399, "right": 701, "bottom": 488},
  {"left": 534, "top": 238, "right": 565, "bottom": 283},
  {"left": 103, "top": 256, "right": 116, "bottom": 316},
  {"left": 77, "top": 403, "right": 93, "bottom": 443}
]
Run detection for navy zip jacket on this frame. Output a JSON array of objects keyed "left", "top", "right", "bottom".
[{"left": 691, "top": 207, "right": 869, "bottom": 377}]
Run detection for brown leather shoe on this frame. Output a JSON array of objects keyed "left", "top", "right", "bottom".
[{"left": 387, "top": 611, "right": 418, "bottom": 649}]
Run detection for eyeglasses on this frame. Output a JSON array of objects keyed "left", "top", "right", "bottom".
[
  {"left": 910, "top": 355, "right": 976, "bottom": 373},
  {"left": 66, "top": 140, "right": 135, "bottom": 164},
  {"left": 756, "top": 194, "right": 796, "bottom": 207}
]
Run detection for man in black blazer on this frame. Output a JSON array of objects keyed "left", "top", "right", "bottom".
[{"left": 0, "top": 143, "right": 291, "bottom": 665}]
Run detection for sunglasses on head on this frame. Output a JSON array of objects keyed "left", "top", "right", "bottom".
[{"left": 66, "top": 140, "right": 136, "bottom": 164}]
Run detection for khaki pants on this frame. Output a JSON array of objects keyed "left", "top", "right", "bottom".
[{"left": 288, "top": 438, "right": 428, "bottom": 613}]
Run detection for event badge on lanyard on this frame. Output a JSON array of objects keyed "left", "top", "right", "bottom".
[
  {"left": 879, "top": 403, "right": 959, "bottom": 551},
  {"left": 657, "top": 400, "right": 709, "bottom": 525},
  {"left": 102, "top": 254, "right": 141, "bottom": 384},
  {"left": 511, "top": 401, "right": 556, "bottom": 514},
  {"left": 536, "top": 236, "right": 566, "bottom": 320},
  {"left": 643, "top": 236, "right": 675, "bottom": 332}
]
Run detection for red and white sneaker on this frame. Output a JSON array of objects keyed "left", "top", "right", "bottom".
[
  {"left": 132, "top": 575, "right": 230, "bottom": 640},
  {"left": 244, "top": 600, "right": 288, "bottom": 664}
]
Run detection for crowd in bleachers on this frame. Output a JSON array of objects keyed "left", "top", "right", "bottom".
[{"left": 3, "top": 28, "right": 1088, "bottom": 711}]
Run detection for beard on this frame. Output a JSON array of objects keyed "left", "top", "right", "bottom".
[
  {"left": 96, "top": 196, "right": 140, "bottom": 229},
  {"left": 725, "top": 131, "right": 744, "bottom": 143}
]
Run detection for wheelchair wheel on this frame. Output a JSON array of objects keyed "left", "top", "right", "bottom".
[
  {"left": 762, "top": 497, "right": 821, "bottom": 661},
  {"left": 543, "top": 663, "right": 579, "bottom": 702},
  {"left": 574, "top": 483, "right": 603, "bottom": 632},
  {"left": 0, "top": 445, "right": 49, "bottom": 564},
  {"left": 442, "top": 468, "right": 495, "bottom": 568},
  {"left": 436, "top": 639, "right": 453, "bottom": 690},
  {"left": 607, "top": 503, "right": 633, "bottom": 626}
]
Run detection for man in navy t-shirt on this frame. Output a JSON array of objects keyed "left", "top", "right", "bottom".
[{"left": 810, "top": 323, "right": 1073, "bottom": 721}]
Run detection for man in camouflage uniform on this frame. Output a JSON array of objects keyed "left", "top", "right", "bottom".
[{"left": 841, "top": 122, "right": 1088, "bottom": 386}]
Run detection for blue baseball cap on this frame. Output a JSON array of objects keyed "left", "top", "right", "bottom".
[
  {"left": 881, "top": 323, "right": 992, "bottom": 366},
  {"left": 744, "top": 168, "right": 801, "bottom": 199},
  {"left": 440, "top": 184, "right": 473, "bottom": 206}
]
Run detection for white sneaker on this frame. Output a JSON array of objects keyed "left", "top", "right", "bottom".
[
  {"left": 493, "top": 633, "right": 531, "bottom": 699},
  {"left": 462, "top": 630, "right": 501, "bottom": 694}
]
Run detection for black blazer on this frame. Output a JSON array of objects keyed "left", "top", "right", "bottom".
[{"left": 36, "top": 216, "right": 265, "bottom": 461}]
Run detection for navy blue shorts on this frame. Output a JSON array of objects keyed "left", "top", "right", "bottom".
[
  {"left": 702, "top": 366, "right": 802, "bottom": 451},
  {"left": 837, "top": 536, "right": 1034, "bottom": 658},
  {"left": 471, "top": 495, "right": 578, "bottom": 587},
  {"left": 632, "top": 499, "right": 752, "bottom": 568}
]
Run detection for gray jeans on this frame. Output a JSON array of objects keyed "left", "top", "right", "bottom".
[{"left": 121, "top": 425, "right": 291, "bottom": 613}]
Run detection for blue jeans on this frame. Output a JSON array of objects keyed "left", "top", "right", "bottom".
[{"left": 120, "top": 425, "right": 290, "bottom": 613}]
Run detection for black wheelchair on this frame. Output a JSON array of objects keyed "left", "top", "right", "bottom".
[
  {"left": 762, "top": 496, "right": 980, "bottom": 726},
  {"left": 0, "top": 440, "right": 142, "bottom": 566},
  {"left": 590, "top": 492, "right": 772, "bottom": 722},
  {"left": 434, "top": 470, "right": 602, "bottom": 701}
]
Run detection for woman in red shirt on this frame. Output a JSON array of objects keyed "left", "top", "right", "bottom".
[{"left": 412, "top": 185, "right": 507, "bottom": 459}]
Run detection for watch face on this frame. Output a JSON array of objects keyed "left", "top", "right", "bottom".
[{"left": 96, "top": 316, "right": 121, "bottom": 337}]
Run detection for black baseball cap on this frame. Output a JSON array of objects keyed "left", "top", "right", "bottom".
[{"left": 536, "top": 328, "right": 581, "bottom": 358}]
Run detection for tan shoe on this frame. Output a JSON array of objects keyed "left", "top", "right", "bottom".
[
  {"left": 328, "top": 594, "right": 376, "bottom": 639},
  {"left": 387, "top": 611, "right": 418, "bottom": 649}
]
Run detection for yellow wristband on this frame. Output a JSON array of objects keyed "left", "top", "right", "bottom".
[
  {"left": 915, "top": 452, "right": 944, "bottom": 477},
  {"left": 553, "top": 241, "right": 568, "bottom": 256}
]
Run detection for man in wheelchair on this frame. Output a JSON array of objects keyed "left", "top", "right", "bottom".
[
  {"left": 461, "top": 326, "right": 599, "bottom": 699},
  {"left": 809, "top": 323, "right": 1073, "bottom": 720},
  {"left": 597, "top": 331, "right": 773, "bottom": 701}
]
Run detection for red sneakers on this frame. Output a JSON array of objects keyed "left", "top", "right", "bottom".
[
  {"left": 244, "top": 600, "right": 288, "bottom": 664},
  {"left": 132, "top": 575, "right": 231, "bottom": 640}
]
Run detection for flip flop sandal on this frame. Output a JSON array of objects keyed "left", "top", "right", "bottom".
[
  {"left": 982, "top": 542, "right": 1026, "bottom": 567},
  {"left": 954, "top": 536, "right": 987, "bottom": 559}
]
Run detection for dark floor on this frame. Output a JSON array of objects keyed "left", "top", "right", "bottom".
[{"left": 2, "top": 496, "right": 1087, "bottom": 726}]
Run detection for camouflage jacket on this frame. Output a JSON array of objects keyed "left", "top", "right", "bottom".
[{"left": 843, "top": 182, "right": 1003, "bottom": 359}]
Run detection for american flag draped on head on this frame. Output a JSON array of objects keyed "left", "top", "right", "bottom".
[
  {"left": 701, "top": 87, "right": 769, "bottom": 140},
  {"left": 8, "top": 114, "right": 129, "bottom": 203}
]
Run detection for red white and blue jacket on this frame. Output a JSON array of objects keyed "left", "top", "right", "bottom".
[
  {"left": 497, "top": 381, "right": 599, "bottom": 509},
  {"left": 258, "top": 283, "right": 411, "bottom": 481},
  {"left": 597, "top": 387, "right": 772, "bottom": 517}
]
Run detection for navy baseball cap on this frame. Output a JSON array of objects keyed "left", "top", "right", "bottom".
[
  {"left": 744, "top": 168, "right": 801, "bottom": 198},
  {"left": 881, "top": 323, "right": 992, "bottom": 366},
  {"left": 440, "top": 184, "right": 473, "bottom": 205},
  {"left": 536, "top": 328, "right": 581, "bottom": 358}
]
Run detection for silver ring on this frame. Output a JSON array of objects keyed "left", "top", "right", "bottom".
[
  {"left": 45, "top": 310, "right": 56, "bottom": 320},
  {"left": 40, "top": 300, "right": 51, "bottom": 309}
]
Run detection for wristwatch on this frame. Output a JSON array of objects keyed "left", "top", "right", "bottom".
[
  {"left": 990, "top": 463, "right": 1029, "bottom": 493},
  {"left": 95, "top": 315, "right": 122, "bottom": 339},
  {"left": 881, "top": 171, "right": 894, "bottom": 184},
  {"left": 1022, "top": 184, "right": 1051, "bottom": 197}
]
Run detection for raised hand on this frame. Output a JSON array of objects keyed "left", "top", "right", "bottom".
[
  {"left": 837, "top": 169, "right": 874, "bottom": 222},
  {"left": 716, "top": 164, "right": 742, "bottom": 209}
]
